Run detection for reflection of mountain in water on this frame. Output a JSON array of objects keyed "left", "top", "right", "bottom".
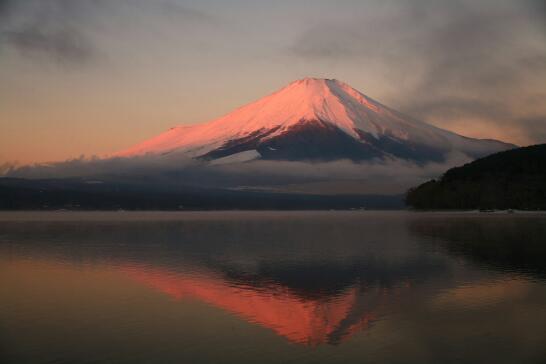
[
  {"left": 0, "top": 212, "right": 484, "bottom": 345},
  {"left": 122, "top": 265, "right": 385, "bottom": 345},
  {"left": 118, "top": 251, "right": 444, "bottom": 345},
  {"left": 408, "top": 215, "right": 546, "bottom": 278}
]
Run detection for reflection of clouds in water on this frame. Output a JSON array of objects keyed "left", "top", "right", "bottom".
[{"left": 430, "top": 278, "right": 531, "bottom": 310}]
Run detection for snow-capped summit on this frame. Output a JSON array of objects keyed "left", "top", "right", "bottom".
[{"left": 115, "top": 78, "right": 514, "bottom": 162}]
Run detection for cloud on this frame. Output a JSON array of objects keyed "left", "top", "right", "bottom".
[
  {"left": 5, "top": 151, "right": 473, "bottom": 195},
  {"left": 0, "top": 0, "right": 101, "bottom": 65},
  {"left": 517, "top": 116, "right": 546, "bottom": 143},
  {"left": 2, "top": 26, "right": 96, "bottom": 65},
  {"left": 210, "top": 152, "right": 472, "bottom": 194},
  {"left": 0, "top": 0, "right": 12, "bottom": 17},
  {"left": 0, "top": 161, "right": 17, "bottom": 176},
  {"left": 155, "top": 1, "right": 218, "bottom": 25},
  {"left": 0, "top": 0, "right": 216, "bottom": 66},
  {"left": 289, "top": 0, "right": 546, "bottom": 145}
]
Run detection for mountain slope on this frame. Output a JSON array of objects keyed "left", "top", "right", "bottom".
[
  {"left": 115, "top": 78, "right": 514, "bottom": 162},
  {"left": 405, "top": 144, "right": 546, "bottom": 209}
]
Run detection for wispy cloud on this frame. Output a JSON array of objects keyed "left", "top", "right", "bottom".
[
  {"left": 0, "top": 0, "right": 217, "bottom": 67},
  {"left": 0, "top": 0, "right": 101, "bottom": 66},
  {"left": 289, "top": 0, "right": 546, "bottom": 145},
  {"left": 2, "top": 26, "right": 96, "bottom": 65}
]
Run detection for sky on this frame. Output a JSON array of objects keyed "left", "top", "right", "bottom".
[{"left": 1, "top": 0, "right": 545, "bottom": 165}]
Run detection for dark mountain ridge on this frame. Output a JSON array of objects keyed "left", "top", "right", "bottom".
[{"left": 406, "top": 144, "right": 546, "bottom": 210}]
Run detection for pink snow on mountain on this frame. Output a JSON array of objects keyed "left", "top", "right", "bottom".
[{"left": 114, "top": 78, "right": 513, "bottom": 159}]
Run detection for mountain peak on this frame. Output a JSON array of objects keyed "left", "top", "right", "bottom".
[
  {"left": 115, "top": 78, "right": 514, "bottom": 161},
  {"left": 286, "top": 77, "right": 352, "bottom": 96},
  {"left": 116, "top": 77, "right": 385, "bottom": 157},
  {"left": 290, "top": 77, "right": 340, "bottom": 85}
]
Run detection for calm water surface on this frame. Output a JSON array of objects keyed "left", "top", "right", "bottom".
[{"left": 1, "top": 211, "right": 546, "bottom": 364}]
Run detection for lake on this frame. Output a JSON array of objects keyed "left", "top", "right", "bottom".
[{"left": 1, "top": 211, "right": 545, "bottom": 363}]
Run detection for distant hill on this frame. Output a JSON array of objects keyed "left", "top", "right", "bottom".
[
  {"left": 406, "top": 144, "right": 546, "bottom": 210},
  {"left": 0, "top": 178, "right": 403, "bottom": 210}
]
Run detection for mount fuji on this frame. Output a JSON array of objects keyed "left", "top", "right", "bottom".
[
  {"left": 1, "top": 78, "right": 519, "bottom": 209},
  {"left": 115, "top": 78, "right": 514, "bottom": 163}
]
